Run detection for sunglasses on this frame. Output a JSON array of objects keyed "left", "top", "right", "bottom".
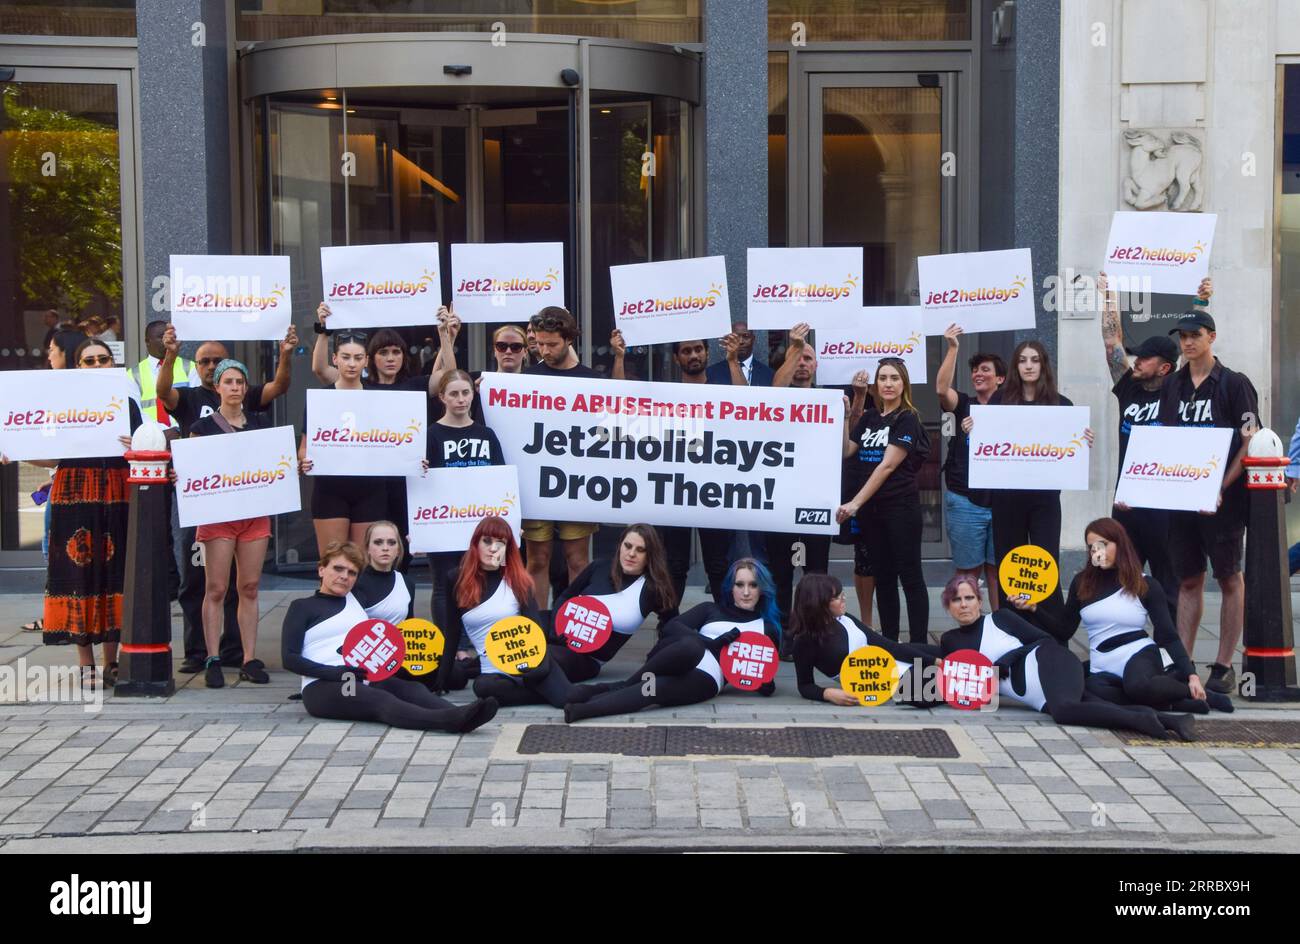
[
  {"left": 196, "top": 356, "right": 224, "bottom": 366},
  {"left": 78, "top": 354, "right": 114, "bottom": 366},
  {"left": 494, "top": 341, "right": 526, "bottom": 354},
  {"left": 335, "top": 331, "right": 369, "bottom": 347},
  {"left": 878, "top": 357, "right": 906, "bottom": 367}
]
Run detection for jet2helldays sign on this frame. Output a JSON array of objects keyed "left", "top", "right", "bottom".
[
  {"left": 918, "top": 248, "right": 1035, "bottom": 335},
  {"left": 611, "top": 255, "right": 732, "bottom": 347},
  {"left": 319, "top": 242, "right": 442, "bottom": 328},
  {"left": 451, "top": 242, "right": 565, "bottom": 322},
  {"left": 170, "top": 254, "right": 292, "bottom": 341},
  {"left": 745, "top": 247, "right": 863, "bottom": 329},
  {"left": 172, "top": 425, "right": 301, "bottom": 528},
  {"left": 1104, "top": 211, "right": 1217, "bottom": 295},
  {"left": 0, "top": 369, "right": 131, "bottom": 461}
]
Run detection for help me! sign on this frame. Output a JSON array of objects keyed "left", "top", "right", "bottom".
[{"left": 720, "top": 632, "right": 779, "bottom": 691}]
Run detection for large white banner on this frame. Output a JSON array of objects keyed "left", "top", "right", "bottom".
[
  {"left": 611, "top": 255, "right": 731, "bottom": 347},
  {"left": 1115, "top": 425, "right": 1232, "bottom": 513},
  {"left": 170, "top": 254, "right": 292, "bottom": 341},
  {"left": 815, "top": 307, "right": 927, "bottom": 385},
  {"left": 0, "top": 369, "right": 132, "bottom": 461},
  {"left": 745, "top": 247, "right": 863, "bottom": 329},
  {"left": 968, "top": 405, "right": 1091, "bottom": 491},
  {"left": 305, "top": 389, "right": 427, "bottom": 477},
  {"left": 406, "top": 465, "right": 522, "bottom": 553},
  {"left": 320, "top": 242, "right": 441, "bottom": 328},
  {"left": 918, "top": 248, "right": 1035, "bottom": 335},
  {"left": 451, "top": 242, "right": 564, "bottom": 322},
  {"left": 481, "top": 372, "right": 842, "bottom": 534},
  {"left": 1104, "top": 211, "right": 1217, "bottom": 295},
  {"left": 173, "top": 425, "right": 300, "bottom": 528}
]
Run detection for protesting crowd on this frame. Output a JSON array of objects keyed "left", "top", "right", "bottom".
[{"left": 0, "top": 235, "right": 1269, "bottom": 747}]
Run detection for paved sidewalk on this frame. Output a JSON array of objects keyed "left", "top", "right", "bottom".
[{"left": 2, "top": 582, "right": 1300, "bottom": 852}]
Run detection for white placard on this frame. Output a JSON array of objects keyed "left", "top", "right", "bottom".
[
  {"left": 305, "top": 389, "right": 427, "bottom": 477},
  {"left": 169, "top": 254, "right": 292, "bottom": 341},
  {"left": 968, "top": 405, "right": 1091, "bottom": 491},
  {"left": 745, "top": 247, "right": 864, "bottom": 329},
  {"left": 320, "top": 242, "right": 442, "bottom": 328},
  {"left": 0, "top": 369, "right": 131, "bottom": 461},
  {"left": 482, "top": 372, "right": 842, "bottom": 534},
  {"left": 1103, "top": 211, "right": 1217, "bottom": 295},
  {"left": 918, "top": 248, "right": 1035, "bottom": 335},
  {"left": 173, "top": 425, "right": 301, "bottom": 528},
  {"left": 814, "top": 307, "right": 927, "bottom": 385},
  {"left": 406, "top": 464, "right": 522, "bottom": 553},
  {"left": 611, "top": 255, "right": 732, "bottom": 347},
  {"left": 1115, "top": 426, "right": 1232, "bottom": 513},
  {"left": 451, "top": 242, "right": 565, "bottom": 322}
]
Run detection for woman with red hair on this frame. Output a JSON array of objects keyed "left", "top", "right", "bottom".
[
  {"left": 1010, "top": 518, "right": 1232, "bottom": 713},
  {"left": 438, "top": 516, "right": 584, "bottom": 707}
]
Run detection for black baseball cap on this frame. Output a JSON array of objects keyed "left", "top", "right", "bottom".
[
  {"left": 1125, "top": 335, "right": 1179, "bottom": 364},
  {"left": 1167, "top": 309, "right": 1215, "bottom": 335}
]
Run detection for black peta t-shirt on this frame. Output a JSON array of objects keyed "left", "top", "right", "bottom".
[
  {"left": 172, "top": 383, "right": 269, "bottom": 437},
  {"left": 849, "top": 407, "right": 928, "bottom": 503},
  {"left": 426, "top": 422, "right": 505, "bottom": 469},
  {"left": 525, "top": 360, "right": 600, "bottom": 379},
  {"left": 942, "top": 390, "right": 990, "bottom": 507},
  {"left": 1111, "top": 370, "right": 1161, "bottom": 478}
]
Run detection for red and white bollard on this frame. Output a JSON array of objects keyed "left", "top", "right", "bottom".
[{"left": 1242, "top": 428, "right": 1300, "bottom": 700}]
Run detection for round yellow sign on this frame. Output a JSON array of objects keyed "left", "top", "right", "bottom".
[
  {"left": 398, "top": 618, "right": 444, "bottom": 676},
  {"left": 998, "top": 544, "right": 1059, "bottom": 605},
  {"left": 484, "top": 615, "right": 547, "bottom": 675},
  {"left": 838, "top": 645, "right": 901, "bottom": 707}
]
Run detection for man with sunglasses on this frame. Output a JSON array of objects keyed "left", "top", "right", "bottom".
[{"left": 156, "top": 323, "right": 299, "bottom": 674}]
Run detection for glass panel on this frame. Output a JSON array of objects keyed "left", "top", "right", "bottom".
[
  {"left": 238, "top": 0, "right": 700, "bottom": 43},
  {"left": 768, "top": 52, "right": 788, "bottom": 249},
  {"left": 0, "top": 80, "right": 124, "bottom": 552},
  {"left": 0, "top": 0, "right": 136, "bottom": 37},
  {"left": 1279, "top": 65, "right": 1300, "bottom": 554},
  {"left": 768, "top": 0, "right": 969, "bottom": 42},
  {"left": 817, "top": 82, "right": 943, "bottom": 546}
]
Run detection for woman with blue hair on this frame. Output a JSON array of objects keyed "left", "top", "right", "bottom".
[{"left": 563, "top": 557, "right": 782, "bottom": 722}]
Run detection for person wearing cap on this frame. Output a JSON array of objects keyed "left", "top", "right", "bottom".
[
  {"left": 1156, "top": 296, "right": 1259, "bottom": 696},
  {"left": 1099, "top": 272, "right": 1210, "bottom": 621},
  {"left": 187, "top": 358, "right": 275, "bottom": 689}
]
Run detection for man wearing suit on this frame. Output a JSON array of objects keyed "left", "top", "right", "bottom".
[{"left": 705, "top": 322, "right": 773, "bottom": 387}]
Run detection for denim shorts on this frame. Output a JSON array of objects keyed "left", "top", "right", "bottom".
[{"left": 945, "top": 490, "right": 995, "bottom": 569}]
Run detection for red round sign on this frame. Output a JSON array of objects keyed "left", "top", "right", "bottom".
[
  {"left": 720, "top": 631, "right": 780, "bottom": 691},
  {"left": 555, "top": 596, "right": 614, "bottom": 653},
  {"left": 939, "top": 648, "right": 997, "bottom": 710},
  {"left": 342, "top": 619, "right": 406, "bottom": 682}
]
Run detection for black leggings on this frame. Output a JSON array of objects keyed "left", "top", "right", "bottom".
[
  {"left": 860, "top": 495, "right": 928, "bottom": 644},
  {"left": 766, "top": 532, "right": 832, "bottom": 625},
  {"left": 472, "top": 653, "right": 583, "bottom": 708},
  {"left": 660, "top": 525, "right": 732, "bottom": 615},
  {"left": 992, "top": 490, "right": 1064, "bottom": 610},
  {"left": 1112, "top": 506, "right": 1178, "bottom": 625},
  {"left": 1084, "top": 646, "right": 1216, "bottom": 714},
  {"left": 1029, "top": 643, "right": 1180, "bottom": 738},
  {"left": 302, "top": 676, "right": 470, "bottom": 731},
  {"left": 548, "top": 645, "right": 604, "bottom": 683},
  {"left": 566, "top": 635, "right": 717, "bottom": 720}
]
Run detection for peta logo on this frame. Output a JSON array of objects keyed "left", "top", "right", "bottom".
[
  {"left": 795, "top": 507, "right": 830, "bottom": 525},
  {"left": 50, "top": 874, "right": 151, "bottom": 924}
]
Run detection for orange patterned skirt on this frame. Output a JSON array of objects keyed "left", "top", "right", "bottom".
[{"left": 43, "top": 464, "right": 129, "bottom": 646}]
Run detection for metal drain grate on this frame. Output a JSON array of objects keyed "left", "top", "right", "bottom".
[
  {"left": 1117, "top": 719, "right": 1300, "bottom": 747},
  {"left": 515, "top": 725, "right": 960, "bottom": 759}
]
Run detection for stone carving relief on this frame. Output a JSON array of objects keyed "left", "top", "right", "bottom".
[{"left": 1122, "top": 129, "right": 1204, "bottom": 211}]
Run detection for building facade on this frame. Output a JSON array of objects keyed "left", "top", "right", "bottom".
[{"left": 4, "top": 0, "right": 1071, "bottom": 573}]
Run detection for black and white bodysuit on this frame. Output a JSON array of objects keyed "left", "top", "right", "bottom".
[
  {"left": 353, "top": 567, "right": 415, "bottom": 624},
  {"left": 281, "top": 591, "right": 491, "bottom": 732},
  {"left": 793, "top": 613, "right": 941, "bottom": 706},
  {"left": 548, "top": 560, "right": 668, "bottom": 681},
  {"left": 1034, "top": 571, "right": 1229, "bottom": 713},
  {"left": 443, "top": 568, "right": 583, "bottom": 708},
  {"left": 939, "top": 609, "right": 1192, "bottom": 739},
  {"left": 565, "top": 601, "right": 781, "bottom": 722}
]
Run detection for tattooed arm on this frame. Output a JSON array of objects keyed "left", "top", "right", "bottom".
[{"left": 1099, "top": 271, "right": 1129, "bottom": 384}]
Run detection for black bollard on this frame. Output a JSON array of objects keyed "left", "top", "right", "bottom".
[
  {"left": 115, "top": 424, "right": 175, "bottom": 697},
  {"left": 1242, "top": 428, "right": 1300, "bottom": 701}
]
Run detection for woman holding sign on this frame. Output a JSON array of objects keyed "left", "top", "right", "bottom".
[
  {"left": 298, "top": 332, "right": 390, "bottom": 556},
  {"left": 3, "top": 338, "right": 140, "bottom": 689},
  {"left": 188, "top": 359, "right": 274, "bottom": 688},
  {"left": 835, "top": 358, "right": 930, "bottom": 644},
  {"left": 939, "top": 575, "right": 1197, "bottom": 740},
  {"left": 547, "top": 524, "right": 678, "bottom": 682},
  {"left": 563, "top": 558, "right": 782, "bottom": 722},
  {"left": 1009, "top": 518, "right": 1232, "bottom": 714},
  {"left": 790, "top": 574, "right": 940, "bottom": 706},
  {"left": 442, "top": 516, "right": 587, "bottom": 707},
  {"left": 282, "top": 541, "right": 498, "bottom": 733}
]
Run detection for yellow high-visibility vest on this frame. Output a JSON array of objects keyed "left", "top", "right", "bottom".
[{"left": 128, "top": 356, "right": 194, "bottom": 425}]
